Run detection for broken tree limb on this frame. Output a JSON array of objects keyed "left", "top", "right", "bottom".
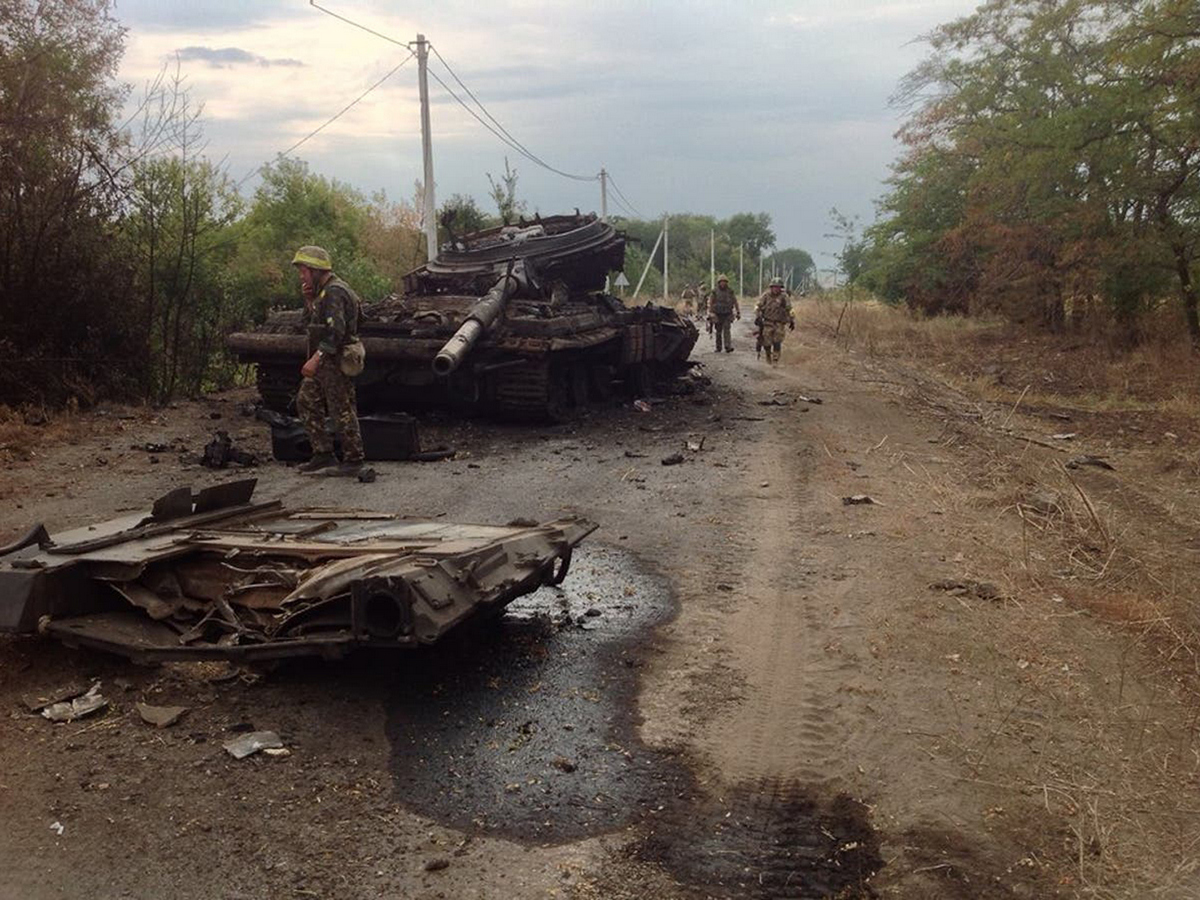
[{"left": 1061, "top": 464, "right": 1110, "bottom": 547}]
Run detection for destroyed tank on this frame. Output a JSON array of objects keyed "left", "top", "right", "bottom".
[
  {"left": 227, "top": 213, "right": 698, "bottom": 420},
  {"left": 0, "top": 478, "right": 596, "bottom": 663}
]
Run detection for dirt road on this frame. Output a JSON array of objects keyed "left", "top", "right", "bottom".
[{"left": 2, "top": 313, "right": 1198, "bottom": 898}]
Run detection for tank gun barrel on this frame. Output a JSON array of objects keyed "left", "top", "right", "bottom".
[{"left": 433, "top": 263, "right": 526, "bottom": 375}]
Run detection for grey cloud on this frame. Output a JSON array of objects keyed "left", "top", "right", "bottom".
[
  {"left": 113, "top": 0, "right": 295, "bottom": 30},
  {"left": 175, "top": 46, "right": 304, "bottom": 68}
]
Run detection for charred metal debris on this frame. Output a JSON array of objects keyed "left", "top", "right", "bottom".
[
  {"left": 228, "top": 213, "right": 699, "bottom": 420},
  {"left": 0, "top": 479, "right": 595, "bottom": 663}
]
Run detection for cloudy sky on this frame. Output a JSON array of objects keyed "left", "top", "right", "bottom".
[{"left": 112, "top": 0, "right": 980, "bottom": 268}]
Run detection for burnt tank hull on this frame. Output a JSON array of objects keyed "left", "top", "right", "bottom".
[{"left": 228, "top": 214, "right": 698, "bottom": 419}]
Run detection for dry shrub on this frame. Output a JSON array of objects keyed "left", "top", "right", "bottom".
[{"left": 0, "top": 402, "right": 91, "bottom": 463}]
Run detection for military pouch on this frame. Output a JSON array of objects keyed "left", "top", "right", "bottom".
[{"left": 340, "top": 337, "right": 366, "bottom": 377}]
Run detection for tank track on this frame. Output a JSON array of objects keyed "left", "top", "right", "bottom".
[{"left": 257, "top": 364, "right": 297, "bottom": 414}]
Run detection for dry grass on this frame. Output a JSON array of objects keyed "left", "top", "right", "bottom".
[
  {"left": 828, "top": 302, "right": 1200, "bottom": 895},
  {"left": 0, "top": 401, "right": 104, "bottom": 464},
  {"left": 802, "top": 292, "right": 1200, "bottom": 420}
]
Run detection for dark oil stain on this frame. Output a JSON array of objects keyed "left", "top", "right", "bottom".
[
  {"left": 638, "top": 779, "right": 882, "bottom": 899},
  {"left": 382, "top": 544, "right": 689, "bottom": 843},
  {"left": 375, "top": 545, "right": 885, "bottom": 897}
]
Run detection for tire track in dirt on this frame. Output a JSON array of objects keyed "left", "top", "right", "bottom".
[{"left": 696, "top": 361, "right": 857, "bottom": 787}]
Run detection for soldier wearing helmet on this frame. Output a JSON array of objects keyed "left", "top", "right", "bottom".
[
  {"left": 754, "top": 277, "right": 795, "bottom": 366},
  {"left": 705, "top": 274, "right": 741, "bottom": 352},
  {"left": 292, "top": 245, "right": 365, "bottom": 476}
]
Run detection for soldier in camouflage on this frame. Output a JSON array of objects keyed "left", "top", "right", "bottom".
[
  {"left": 705, "top": 274, "right": 741, "bottom": 352},
  {"left": 292, "top": 246, "right": 365, "bottom": 476},
  {"left": 754, "top": 276, "right": 795, "bottom": 366}
]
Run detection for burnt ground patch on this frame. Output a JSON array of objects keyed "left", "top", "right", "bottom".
[
  {"left": 381, "top": 543, "right": 692, "bottom": 843},
  {"left": 635, "top": 778, "right": 883, "bottom": 900},
  {"left": 377, "top": 544, "right": 887, "bottom": 899}
]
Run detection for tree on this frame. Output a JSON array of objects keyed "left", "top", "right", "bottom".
[
  {"left": 724, "top": 212, "right": 776, "bottom": 258},
  {"left": 872, "top": 0, "right": 1200, "bottom": 339},
  {"left": 487, "top": 157, "right": 526, "bottom": 224},
  {"left": 227, "top": 157, "right": 391, "bottom": 317},
  {"left": 770, "top": 249, "right": 817, "bottom": 292},
  {"left": 440, "top": 193, "right": 494, "bottom": 246},
  {"left": 0, "top": 0, "right": 140, "bottom": 404}
]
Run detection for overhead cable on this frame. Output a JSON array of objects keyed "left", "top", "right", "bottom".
[
  {"left": 237, "top": 51, "right": 415, "bottom": 188},
  {"left": 429, "top": 45, "right": 596, "bottom": 183},
  {"left": 308, "top": 0, "right": 409, "bottom": 47},
  {"left": 605, "top": 172, "right": 644, "bottom": 219},
  {"left": 424, "top": 66, "right": 558, "bottom": 176},
  {"left": 611, "top": 197, "right": 640, "bottom": 219}
]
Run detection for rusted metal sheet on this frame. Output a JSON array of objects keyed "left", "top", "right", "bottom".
[{"left": 0, "top": 480, "right": 596, "bottom": 663}]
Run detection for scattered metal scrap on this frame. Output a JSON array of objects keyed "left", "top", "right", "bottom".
[
  {"left": 842, "top": 495, "right": 878, "bottom": 506},
  {"left": 223, "top": 731, "right": 284, "bottom": 759},
  {"left": 41, "top": 683, "right": 107, "bottom": 722},
  {"left": 0, "top": 479, "right": 596, "bottom": 663},
  {"left": 201, "top": 431, "right": 257, "bottom": 468}
]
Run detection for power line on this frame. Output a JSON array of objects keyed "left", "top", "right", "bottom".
[
  {"left": 607, "top": 190, "right": 639, "bottom": 219},
  {"left": 612, "top": 199, "right": 640, "bottom": 219},
  {"left": 303, "top": 4, "right": 603, "bottom": 195},
  {"left": 429, "top": 45, "right": 596, "bottom": 183},
  {"left": 308, "top": 0, "right": 409, "bottom": 47},
  {"left": 236, "top": 51, "right": 415, "bottom": 189},
  {"left": 605, "top": 172, "right": 643, "bottom": 219}
]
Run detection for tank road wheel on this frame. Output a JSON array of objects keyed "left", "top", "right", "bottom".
[
  {"left": 626, "top": 362, "right": 657, "bottom": 399},
  {"left": 545, "top": 364, "right": 572, "bottom": 423},
  {"left": 568, "top": 363, "right": 590, "bottom": 408},
  {"left": 588, "top": 364, "right": 616, "bottom": 402},
  {"left": 489, "top": 361, "right": 573, "bottom": 422}
]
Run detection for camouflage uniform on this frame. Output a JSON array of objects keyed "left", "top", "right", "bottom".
[
  {"left": 680, "top": 285, "right": 698, "bottom": 316},
  {"left": 754, "top": 290, "right": 794, "bottom": 365},
  {"left": 297, "top": 275, "right": 364, "bottom": 463},
  {"left": 706, "top": 284, "right": 740, "bottom": 352}
]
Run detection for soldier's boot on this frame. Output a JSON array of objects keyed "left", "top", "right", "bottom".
[
  {"left": 299, "top": 452, "right": 338, "bottom": 473},
  {"left": 323, "top": 460, "right": 363, "bottom": 478}
]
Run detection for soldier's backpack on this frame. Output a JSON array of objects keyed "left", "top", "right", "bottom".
[{"left": 339, "top": 337, "right": 366, "bottom": 377}]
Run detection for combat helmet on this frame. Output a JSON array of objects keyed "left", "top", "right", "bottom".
[
  {"left": 292, "top": 245, "right": 333, "bottom": 270},
  {"left": 717, "top": 273, "right": 729, "bottom": 283},
  {"left": 769, "top": 276, "right": 785, "bottom": 287}
]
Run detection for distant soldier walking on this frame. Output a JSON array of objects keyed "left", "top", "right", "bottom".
[
  {"left": 706, "top": 274, "right": 741, "bottom": 352},
  {"left": 680, "top": 283, "right": 698, "bottom": 317},
  {"left": 293, "top": 245, "right": 365, "bottom": 476},
  {"left": 755, "top": 276, "right": 795, "bottom": 366}
]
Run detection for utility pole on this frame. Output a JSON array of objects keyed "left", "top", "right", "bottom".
[
  {"left": 758, "top": 254, "right": 763, "bottom": 295},
  {"left": 709, "top": 228, "right": 715, "bottom": 293},
  {"left": 633, "top": 225, "right": 664, "bottom": 299},
  {"left": 739, "top": 243, "right": 744, "bottom": 298},
  {"left": 599, "top": 168, "right": 608, "bottom": 222},
  {"left": 663, "top": 215, "right": 670, "bottom": 302},
  {"left": 415, "top": 34, "right": 437, "bottom": 262}
]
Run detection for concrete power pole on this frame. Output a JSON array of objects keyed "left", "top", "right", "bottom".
[
  {"left": 700, "top": 229, "right": 710, "bottom": 296},
  {"left": 758, "top": 254, "right": 764, "bottom": 295},
  {"left": 599, "top": 168, "right": 608, "bottom": 222},
  {"left": 663, "top": 215, "right": 670, "bottom": 302},
  {"left": 739, "top": 243, "right": 744, "bottom": 298},
  {"left": 415, "top": 34, "right": 437, "bottom": 262}
]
